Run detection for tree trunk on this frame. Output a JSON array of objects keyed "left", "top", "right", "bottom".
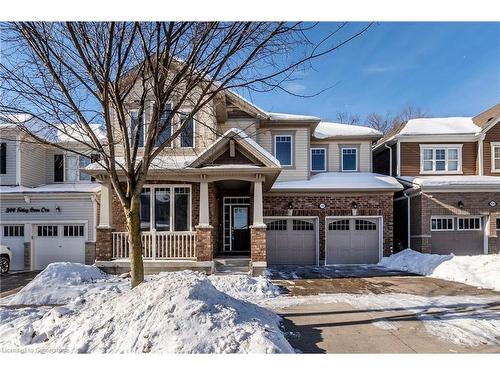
[{"left": 126, "top": 195, "right": 144, "bottom": 288}]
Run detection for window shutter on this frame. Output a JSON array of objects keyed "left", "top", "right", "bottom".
[
  {"left": 54, "top": 154, "right": 64, "bottom": 182},
  {"left": 0, "top": 143, "right": 6, "bottom": 174}
]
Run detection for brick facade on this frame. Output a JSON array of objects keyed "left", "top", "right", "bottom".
[
  {"left": 263, "top": 192, "right": 395, "bottom": 260},
  {"left": 408, "top": 191, "right": 500, "bottom": 254},
  {"left": 250, "top": 226, "right": 267, "bottom": 262}
]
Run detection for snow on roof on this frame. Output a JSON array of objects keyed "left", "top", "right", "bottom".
[
  {"left": 0, "top": 183, "right": 101, "bottom": 195},
  {"left": 266, "top": 112, "right": 320, "bottom": 122},
  {"left": 399, "top": 117, "right": 482, "bottom": 136},
  {"left": 86, "top": 155, "right": 197, "bottom": 171},
  {"left": 314, "top": 122, "right": 382, "bottom": 139},
  {"left": 57, "top": 123, "right": 106, "bottom": 143},
  {"left": 399, "top": 175, "right": 500, "bottom": 190},
  {"left": 272, "top": 172, "right": 403, "bottom": 191}
]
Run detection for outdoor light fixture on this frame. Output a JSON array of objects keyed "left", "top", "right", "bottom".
[
  {"left": 55, "top": 206, "right": 61, "bottom": 212},
  {"left": 351, "top": 201, "right": 358, "bottom": 210},
  {"left": 287, "top": 202, "right": 294, "bottom": 216},
  {"left": 457, "top": 201, "right": 465, "bottom": 209}
]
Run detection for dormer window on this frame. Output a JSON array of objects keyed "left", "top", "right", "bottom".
[
  {"left": 274, "top": 135, "right": 293, "bottom": 167},
  {"left": 420, "top": 145, "right": 462, "bottom": 173}
]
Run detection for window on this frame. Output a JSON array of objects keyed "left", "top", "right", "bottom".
[
  {"left": 55, "top": 154, "right": 95, "bottom": 183},
  {"left": 431, "top": 217, "right": 454, "bottom": 231},
  {"left": 274, "top": 135, "right": 293, "bottom": 166},
  {"left": 292, "top": 220, "right": 314, "bottom": 231},
  {"left": 63, "top": 225, "right": 85, "bottom": 237},
  {"left": 139, "top": 186, "right": 191, "bottom": 232},
  {"left": 3, "top": 225, "right": 24, "bottom": 237},
  {"left": 311, "top": 148, "right": 326, "bottom": 172},
  {"left": 421, "top": 146, "right": 461, "bottom": 173},
  {"left": 355, "top": 219, "right": 377, "bottom": 231},
  {"left": 37, "top": 225, "right": 58, "bottom": 237},
  {"left": 79, "top": 155, "right": 91, "bottom": 181},
  {"left": 457, "top": 217, "right": 481, "bottom": 231},
  {"left": 492, "top": 143, "right": 500, "bottom": 172},
  {"left": 267, "top": 220, "right": 287, "bottom": 231},
  {"left": 156, "top": 105, "right": 172, "bottom": 147},
  {"left": 180, "top": 114, "right": 194, "bottom": 148},
  {"left": 328, "top": 219, "right": 349, "bottom": 231},
  {"left": 0, "top": 143, "right": 6, "bottom": 174},
  {"left": 341, "top": 148, "right": 358, "bottom": 171},
  {"left": 130, "top": 110, "right": 144, "bottom": 147},
  {"left": 65, "top": 155, "right": 78, "bottom": 182}
]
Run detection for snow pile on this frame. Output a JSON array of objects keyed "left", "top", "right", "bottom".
[
  {"left": 0, "top": 270, "right": 292, "bottom": 353},
  {"left": 379, "top": 249, "right": 500, "bottom": 291},
  {"left": 209, "top": 274, "right": 282, "bottom": 302},
  {"left": 8, "top": 262, "right": 119, "bottom": 306}
]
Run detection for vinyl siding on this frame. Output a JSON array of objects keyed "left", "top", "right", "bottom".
[
  {"left": 399, "top": 142, "right": 478, "bottom": 176},
  {"left": 483, "top": 122, "right": 500, "bottom": 175},
  {"left": 20, "top": 142, "right": 47, "bottom": 187},
  {"left": 257, "top": 127, "right": 309, "bottom": 181},
  {"left": 0, "top": 136, "right": 18, "bottom": 185},
  {"left": 221, "top": 119, "right": 258, "bottom": 140}
]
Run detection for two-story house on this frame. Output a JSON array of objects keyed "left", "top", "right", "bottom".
[
  {"left": 86, "top": 90, "right": 402, "bottom": 275},
  {"left": 373, "top": 104, "right": 500, "bottom": 256},
  {"left": 0, "top": 120, "right": 102, "bottom": 271}
]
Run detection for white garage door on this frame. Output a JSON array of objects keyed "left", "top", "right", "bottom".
[
  {"left": 265, "top": 218, "right": 317, "bottom": 265},
  {"left": 326, "top": 217, "right": 381, "bottom": 265},
  {"left": 34, "top": 224, "right": 86, "bottom": 270},
  {"left": 1, "top": 225, "right": 26, "bottom": 271}
]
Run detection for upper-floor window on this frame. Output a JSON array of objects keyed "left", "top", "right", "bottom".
[
  {"left": 341, "top": 147, "right": 358, "bottom": 172},
  {"left": 421, "top": 145, "right": 461, "bottom": 173},
  {"left": 274, "top": 135, "right": 293, "bottom": 166},
  {"left": 491, "top": 142, "right": 500, "bottom": 173},
  {"left": 155, "top": 104, "right": 172, "bottom": 148},
  {"left": 129, "top": 110, "right": 144, "bottom": 147},
  {"left": 54, "top": 153, "right": 96, "bottom": 183},
  {"left": 0, "top": 143, "right": 6, "bottom": 174},
  {"left": 310, "top": 148, "right": 326, "bottom": 172},
  {"left": 180, "top": 114, "right": 194, "bottom": 148}
]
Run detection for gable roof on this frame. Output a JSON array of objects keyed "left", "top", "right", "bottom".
[{"left": 473, "top": 103, "right": 500, "bottom": 129}]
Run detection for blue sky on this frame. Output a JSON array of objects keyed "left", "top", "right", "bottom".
[{"left": 246, "top": 22, "right": 500, "bottom": 122}]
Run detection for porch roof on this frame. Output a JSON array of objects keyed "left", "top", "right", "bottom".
[{"left": 399, "top": 175, "right": 500, "bottom": 192}]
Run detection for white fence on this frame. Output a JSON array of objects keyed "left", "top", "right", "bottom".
[{"left": 112, "top": 231, "right": 197, "bottom": 260}]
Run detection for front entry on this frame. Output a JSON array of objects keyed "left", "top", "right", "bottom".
[{"left": 222, "top": 197, "right": 251, "bottom": 254}]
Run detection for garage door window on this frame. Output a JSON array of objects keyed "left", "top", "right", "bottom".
[
  {"left": 3, "top": 225, "right": 24, "bottom": 237},
  {"left": 355, "top": 219, "right": 376, "bottom": 230},
  {"left": 457, "top": 217, "right": 481, "bottom": 231},
  {"left": 293, "top": 220, "right": 314, "bottom": 231},
  {"left": 328, "top": 220, "right": 349, "bottom": 231},
  {"left": 37, "top": 225, "right": 58, "bottom": 236},
  {"left": 267, "top": 220, "right": 287, "bottom": 231},
  {"left": 431, "top": 217, "right": 454, "bottom": 231},
  {"left": 64, "top": 225, "right": 85, "bottom": 237}
]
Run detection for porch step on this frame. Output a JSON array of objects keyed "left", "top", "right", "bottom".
[{"left": 214, "top": 258, "right": 251, "bottom": 275}]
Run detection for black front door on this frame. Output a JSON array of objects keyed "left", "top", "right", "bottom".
[{"left": 231, "top": 206, "right": 250, "bottom": 252}]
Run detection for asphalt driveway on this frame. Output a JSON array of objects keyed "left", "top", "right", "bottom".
[
  {"left": 268, "top": 265, "right": 500, "bottom": 353},
  {"left": 0, "top": 271, "right": 39, "bottom": 297}
]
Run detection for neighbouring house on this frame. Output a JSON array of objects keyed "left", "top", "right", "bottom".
[
  {"left": 0, "top": 119, "right": 102, "bottom": 271},
  {"left": 373, "top": 104, "right": 500, "bottom": 256},
  {"left": 85, "top": 88, "right": 402, "bottom": 275}
]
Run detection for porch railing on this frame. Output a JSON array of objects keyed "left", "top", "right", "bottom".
[{"left": 112, "top": 231, "right": 197, "bottom": 260}]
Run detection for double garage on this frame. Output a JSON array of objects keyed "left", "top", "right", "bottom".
[{"left": 264, "top": 216, "right": 383, "bottom": 266}]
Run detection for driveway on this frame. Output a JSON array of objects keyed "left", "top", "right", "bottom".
[
  {"left": 0, "top": 272, "right": 39, "bottom": 297},
  {"left": 268, "top": 265, "right": 500, "bottom": 353}
]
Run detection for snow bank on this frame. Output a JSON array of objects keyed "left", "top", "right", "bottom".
[
  {"left": 0, "top": 271, "right": 292, "bottom": 353},
  {"left": 379, "top": 249, "right": 500, "bottom": 291},
  {"left": 208, "top": 274, "right": 282, "bottom": 302},
  {"left": 8, "top": 262, "right": 117, "bottom": 305}
]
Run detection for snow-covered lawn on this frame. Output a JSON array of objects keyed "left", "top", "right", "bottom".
[
  {"left": 0, "top": 263, "right": 292, "bottom": 353},
  {"left": 379, "top": 249, "right": 500, "bottom": 291}
]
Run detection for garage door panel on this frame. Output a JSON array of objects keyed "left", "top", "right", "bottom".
[
  {"left": 326, "top": 218, "right": 380, "bottom": 265},
  {"left": 431, "top": 231, "right": 483, "bottom": 256},
  {"left": 1, "top": 225, "right": 25, "bottom": 271}
]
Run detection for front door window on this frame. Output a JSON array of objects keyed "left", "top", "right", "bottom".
[{"left": 231, "top": 206, "right": 250, "bottom": 252}]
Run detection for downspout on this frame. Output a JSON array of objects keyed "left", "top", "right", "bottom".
[
  {"left": 404, "top": 192, "right": 410, "bottom": 249},
  {"left": 384, "top": 144, "right": 392, "bottom": 176},
  {"left": 478, "top": 133, "right": 485, "bottom": 176}
]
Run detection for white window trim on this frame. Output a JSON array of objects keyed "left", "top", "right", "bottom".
[
  {"left": 420, "top": 144, "right": 463, "bottom": 174},
  {"left": 491, "top": 142, "right": 500, "bottom": 173},
  {"left": 62, "top": 153, "right": 92, "bottom": 183},
  {"left": 274, "top": 134, "right": 293, "bottom": 167},
  {"left": 341, "top": 147, "right": 358, "bottom": 172},
  {"left": 141, "top": 184, "right": 192, "bottom": 232},
  {"left": 430, "top": 216, "right": 455, "bottom": 231},
  {"left": 457, "top": 216, "right": 482, "bottom": 231},
  {"left": 310, "top": 147, "right": 326, "bottom": 172}
]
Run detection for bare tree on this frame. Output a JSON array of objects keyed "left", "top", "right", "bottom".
[
  {"left": 0, "top": 22, "right": 372, "bottom": 286},
  {"left": 366, "top": 105, "right": 428, "bottom": 135},
  {"left": 335, "top": 110, "right": 360, "bottom": 125}
]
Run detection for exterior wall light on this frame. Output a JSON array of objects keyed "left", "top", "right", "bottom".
[
  {"left": 287, "top": 202, "right": 293, "bottom": 216},
  {"left": 457, "top": 201, "right": 465, "bottom": 209},
  {"left": 55, "top": 206, "right": 61, "bottom": 212},
  {"left": 351, "top": 201, "right": 358, "bottom": 216}
]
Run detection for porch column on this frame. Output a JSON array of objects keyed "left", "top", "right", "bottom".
[
  {"left": 199, "top": 180, "right": 210, "bottom": 227},
  {"left": 253, "top": 180, "right": 264, "bottom": 226},
  {"left": 196, "top": 177, "right": 214, "bottom": 262},
  {"left": 98, "top": 180, "right": 113, "bottom": 228},
  {"left": 250, "top": 177, "right": 267, "bottom": 276}
]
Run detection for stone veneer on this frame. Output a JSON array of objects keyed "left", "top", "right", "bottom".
[
  {"left": 263, "top": 192, "right": 395, "bottom": 260},
  {"left": 409, "top": 191, "right": 500, "bottom": 254}
]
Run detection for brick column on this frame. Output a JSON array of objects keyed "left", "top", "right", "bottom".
[
  {"left": 250, "top": 226, "right": 266, "bottom": 262},
  {"left": 96, "top": 228, "right": 113, "bottom": 261},
  {"left": 195, "top": 226, "right": 214, "bottom": 261}
]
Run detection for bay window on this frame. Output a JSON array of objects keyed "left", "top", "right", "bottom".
[
  {"left": 139, "top": 186, "right": 191, "bottom": 232},
  {"left": 421, "top": 145, "right": 461, "bottom": 173},
  {"left": 274, "top": 135, "right": 293, "bottom": 166}
]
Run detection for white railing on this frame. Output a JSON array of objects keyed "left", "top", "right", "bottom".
[{"left": 112, "top": 231, "right": 197, "bottom": 260}]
